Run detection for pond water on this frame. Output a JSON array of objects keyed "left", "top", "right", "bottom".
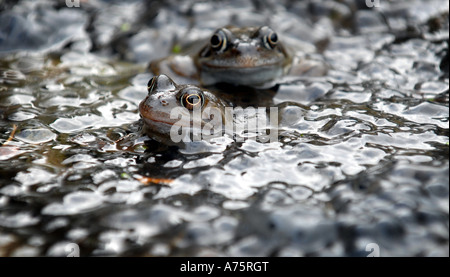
[{"left": 0, "top": 0, "right": 448, "bottom": 257}]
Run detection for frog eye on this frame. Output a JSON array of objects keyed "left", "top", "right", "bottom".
[
  {"left": 180, "top": 88, "right": 205, "bottom": 110},
  {"left": 260, "top": 26, "right": 278, "bottom": 49},
  {"left": 266, "top": 32, "right": 278, "bottom": 48},
  {"left": 210, "top": 29, "right": 228, "bottom": 52}
]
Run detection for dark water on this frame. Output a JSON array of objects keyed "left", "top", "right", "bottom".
[{"left": 0, "top": 0, "right": 448, "bottom": 256}]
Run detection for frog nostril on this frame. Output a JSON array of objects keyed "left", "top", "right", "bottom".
[{"left": 161, "top": 100, "right": 168, "bottom": 106}]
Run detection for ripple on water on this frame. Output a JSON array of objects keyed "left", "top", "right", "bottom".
[
  {"left": 0, "top": 5, "right": 88, "bottom": 53},
  {"left": 14, "top": 167, "right": 56, "bottom": 187},
  {"left": 0, "top": 0, "right": 448, "bottom": 257},
  {"left": 94, "top": 230, "right": 131, "bottom": 256},
  {"left": 50, "top": 107, "right": 139, "bottom": 134},
  {"left": 401, "top": 102, "right": 449, "bottom": 128},
  {"left": 325, "top": 36, "right": 375, "bottom": 71},
  {"left": 222, "top": 200, "right": 250, "bottom": 210},
  {"left": 104, "top": 204, "right": 187, "bottom": 238},
  {"left": 274, "top": 82, "right": 332, "bottom": 105},
  {"left": 0, "top": 212, "right": 40, "bottom": 228},
  {"left": 330, "top": 91, "right": 372, "bottom": 104},
  {"left": 179, "top": 138, "right": 233, "bottom": 154},
  {"left": 183, "top": 154, "right": 224, "bottom": 169},
  {"left": 50, "top": 114, "right": 105, "bottom": 133},
  {"left": 61, "top": 154, "right": 99, "bottom": 165},
  {"left": 118, "top": 86, "right": 148, "bottom": 106},
  {"left": 97, "top": 179, "right": 141, "bottom": 193},
  {"left": 60, "top": 52, "right": 117, "bottom": 76},
  {"left": 153, "top": 174, "right": 202, "bottom": 199},
  {"left": 239, "top": 140, "right": 282, "bottom": 153},
  {"left": 38, "top": 90, "right": 101, "bottom": 108},
  {"left": 42, "top": 191, "right": 103, "bottom": 216},
  {"left": 7, "top": 111, "right": 36, "bottom": 121},
  {"left": 3, "top": 93, "right": 35, "bottom": 106},
  {"left": 15, "top": 128, "right": 57, "bottom": 144}
]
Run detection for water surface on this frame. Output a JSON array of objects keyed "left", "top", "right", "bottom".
[{"left": 0, "top": 0, "right": 448, "bottom": 257}]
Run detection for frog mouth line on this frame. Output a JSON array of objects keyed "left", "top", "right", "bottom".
[
  {"left": 141, "top": 114, "right": 220, "bottom": 129},
  {"left": 139, "top": 102, "right": 177, "bottom": 127},
  {"left": 140, "top": 109, "right": 202, "bottom": 128},
  {"left": 142, "top": 115, "right": 176, "bottom": 127},
  {"left": 201, "top": 61, "right": 284, "bottom": 70}
]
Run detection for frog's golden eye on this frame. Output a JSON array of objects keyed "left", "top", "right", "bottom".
[
  {"left": 259, "top": 26, "right": 278, "bottom": 49},
  {"left": 180, "top": 88, "right": 205, "bottom": 110},
  {"left": 210, "top": 29, "right": 228, "bottom": 52},
  {"left": 266, "top": 31, "right": 278, "bottom": 48}
]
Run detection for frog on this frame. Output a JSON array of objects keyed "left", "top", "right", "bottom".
[
  {"left": 139, "top": 74, "right": 229, "bottom": 143},
  {"left": 139, "top": 74, "right": 279, "bottom": 144},
  {"left": 149, "top": 25, "right": 327, "bottom": 89}
]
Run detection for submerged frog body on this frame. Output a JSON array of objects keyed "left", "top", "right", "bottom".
[
  {"left": 149, "top": 26, "right": 327, "bottom": 88},
  {"left": 139, "top": 75, "right": 279, "bottom": 144}
]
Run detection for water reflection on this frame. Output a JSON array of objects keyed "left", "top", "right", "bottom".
[{"left": 0, "top": 0, "right": 448, "bottom": 257}]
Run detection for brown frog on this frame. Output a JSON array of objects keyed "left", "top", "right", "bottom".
[
  {"left": 139, "top": 74, "right": 228, "bottom": 142},
  {"left": 149, "top": 26, "right": 327, "bottom": 88}
]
